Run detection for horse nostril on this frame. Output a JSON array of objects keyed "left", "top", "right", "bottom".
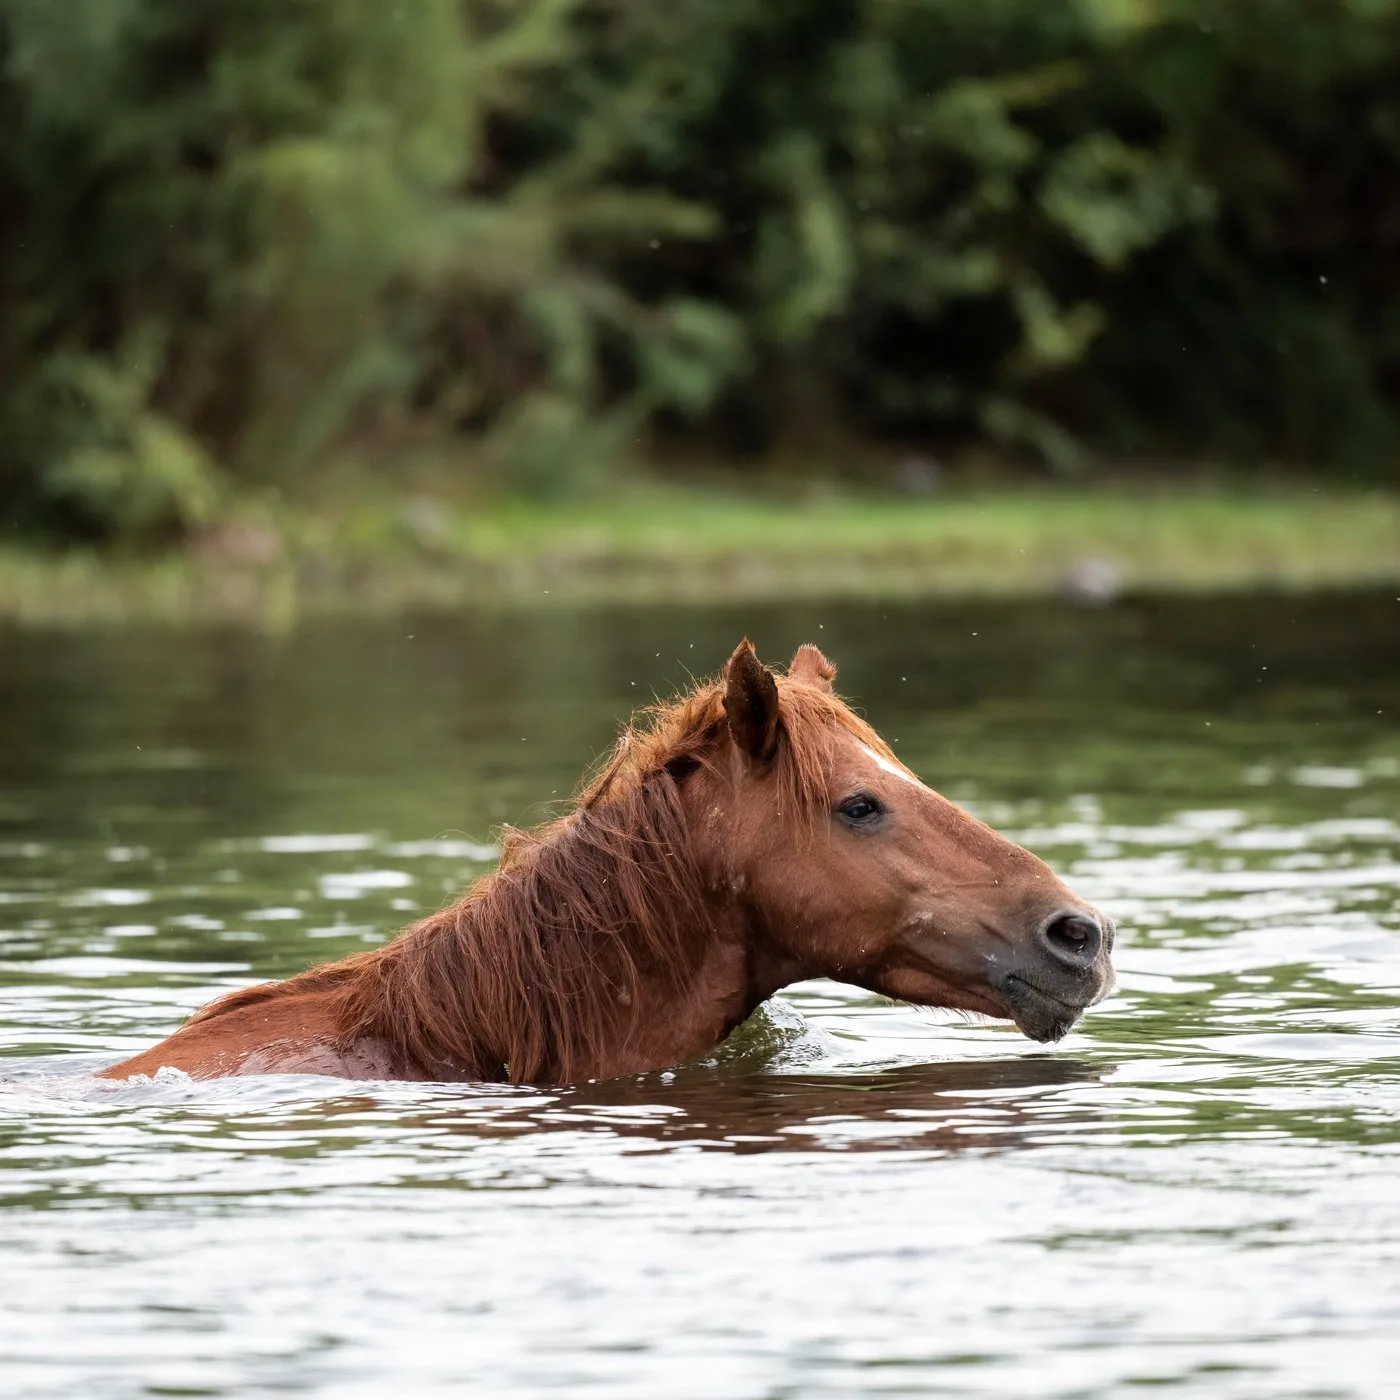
[{"left": 1040, "top": 912, "right": 1102, "bottom": 968}]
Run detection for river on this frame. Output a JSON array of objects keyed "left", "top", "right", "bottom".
[{"left": 2, "top": 593, "right": 1398, "bottom": 1397}]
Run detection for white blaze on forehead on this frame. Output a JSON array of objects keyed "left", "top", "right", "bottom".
[{"left": 858, "top": 742, "right": 925, "bottom": 789}]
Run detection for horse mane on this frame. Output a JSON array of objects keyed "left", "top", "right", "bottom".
[{"left": 188, "top": 662, "right": 899, "bottom": 1084}]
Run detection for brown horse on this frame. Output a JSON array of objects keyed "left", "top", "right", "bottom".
[{"left": 100, "top": 640, "right": 1114, "bottom": 1086}]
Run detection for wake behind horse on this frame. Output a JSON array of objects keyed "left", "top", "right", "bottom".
[{"left": 101, "top": 640, "right": 1114, "bottom": 1085}]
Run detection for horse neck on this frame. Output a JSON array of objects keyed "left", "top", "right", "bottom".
[{"left": 339, "top": 771, "right": 777, "bottom": 1084}]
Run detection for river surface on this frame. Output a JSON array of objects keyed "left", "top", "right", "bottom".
[{"left": 2, "top": 594, "right": 1399, "bottom": 1398}]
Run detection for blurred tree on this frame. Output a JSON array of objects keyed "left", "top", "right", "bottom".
[{"left": 2, "top": 0, "right": 1399, "bottom": 540}]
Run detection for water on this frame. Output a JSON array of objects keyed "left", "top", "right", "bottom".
[{"left": 2, "top": 594, "right": 1398, "bottom": 1398}]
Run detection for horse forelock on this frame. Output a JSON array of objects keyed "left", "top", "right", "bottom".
[
  {"left": 312, "top": 663, "right": 890, "bottom": 1084},
  {"left": 582, "top": 671, "right": 893, "bottom": 820}
]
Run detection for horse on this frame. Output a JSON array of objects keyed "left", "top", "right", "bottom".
[{"left": 99, "top": 639, "right": 1115, "bottom": 1086}]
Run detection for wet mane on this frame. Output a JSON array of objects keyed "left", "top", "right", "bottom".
[{"left": 188, "top": 665, "right": 898, "bottom": 1084}]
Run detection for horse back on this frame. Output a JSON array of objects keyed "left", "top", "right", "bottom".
[{"left": 96, "top": 983, "right": 389, "bottom": 1080}]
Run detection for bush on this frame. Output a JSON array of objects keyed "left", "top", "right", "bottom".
[{"left": 2, "top": 351, "right": 222, "bottom": 542}]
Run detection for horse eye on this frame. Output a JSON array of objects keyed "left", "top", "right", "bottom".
[{"left": 837, "top": 794, "right": 883, "bottom": 824}]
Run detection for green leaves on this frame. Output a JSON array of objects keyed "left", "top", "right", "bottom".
[
  {"left": 3, "top": 0, "right": 1400, "bottom": 540},
  {"left": 1040, "top": 133, "right": 1214, "bottom": 270},
  {"left": 4, "top": 351, "right": 223, "bottom": 541}
]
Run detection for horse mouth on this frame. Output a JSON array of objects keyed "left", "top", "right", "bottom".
[{"left": 1000, "top": 975, "right": 1091, "bottom": 1043}]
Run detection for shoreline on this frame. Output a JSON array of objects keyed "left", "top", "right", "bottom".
[{"left": 3, "top": 487, "right": 1398, "bottom": 626}]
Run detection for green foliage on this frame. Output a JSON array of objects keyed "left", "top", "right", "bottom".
[
  {"left": 3, "top": 0, "right": 1400, "bottom": 539},
  {"left": 2, "top": 351, "right": 222, "bottom": 541}
]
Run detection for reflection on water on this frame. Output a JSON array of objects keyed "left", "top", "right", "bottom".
[{"left": 1, "top": 593, "right": 1399, "bottom": 1397}]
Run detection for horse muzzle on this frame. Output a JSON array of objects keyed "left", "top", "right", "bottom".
[{"left": 1000, "top": 908, "right": 1116, "bottom": 1042}]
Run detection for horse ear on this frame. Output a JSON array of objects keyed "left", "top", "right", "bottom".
[
  {"left": 723, "top": 639, "right": 780, "bottom": 764},
  {"left": 789, "top": 643, "right": 836, "bottom": 692}
]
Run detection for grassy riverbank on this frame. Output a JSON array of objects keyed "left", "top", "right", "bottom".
[{"left": 3, "top": 486, "right": 1398, "bottom": 626}]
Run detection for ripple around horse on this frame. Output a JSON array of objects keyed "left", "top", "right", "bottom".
[{"left": 101, "top": 640, "right": 1115, "bottom": 1086}]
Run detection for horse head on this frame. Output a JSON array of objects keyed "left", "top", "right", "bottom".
[{"left": 706, "top": 639, "right": 1115, "bottom": 1042}]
